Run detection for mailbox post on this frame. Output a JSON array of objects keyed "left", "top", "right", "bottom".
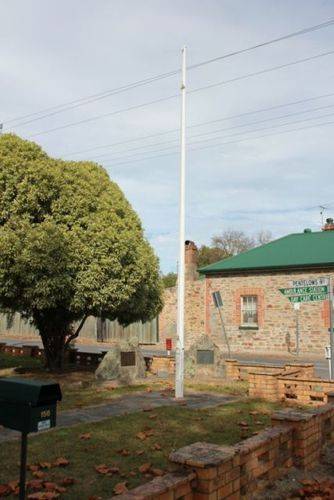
[{"left": 0, "top": 378, "right": 62, "bottom": 500}]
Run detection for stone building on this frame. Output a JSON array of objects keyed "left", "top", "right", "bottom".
[{"left": 159, "top": 219, "right": 334, "bottom": 355}]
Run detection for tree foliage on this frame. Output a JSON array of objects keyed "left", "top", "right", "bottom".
[
  {"left": 0, "top": 134, "right": 163, "bottom": 370},
  {"left": 161, "top": 272, "right": 177, "bottom": 289},
  {"left": 197, "top": 245, "right": 230, "bottom": 268},
  {"left": 198, "top": 229, "right": 272, "bottom": 267}
]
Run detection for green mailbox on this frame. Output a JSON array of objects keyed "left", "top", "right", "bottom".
[
  {"left": 0, "top": 377, "right": 62, "bottom": 500},
  {"left": 0, "top": 377, "right": 62, "bottom": 433}
]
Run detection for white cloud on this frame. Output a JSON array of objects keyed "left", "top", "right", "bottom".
[{"left": 1, "top": 0, "right": 334, "bottom": 272}]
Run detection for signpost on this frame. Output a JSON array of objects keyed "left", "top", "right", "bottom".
[
  {"left": 294, "top": 302, "right": 300, "bottom": 356},
  {"left": 212, "top": 291, "right": 231, "bottom": 358},
  {"left": 279, "top": 277, "right": 334, "bottom": 379}
]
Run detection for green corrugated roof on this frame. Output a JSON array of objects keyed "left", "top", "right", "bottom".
[{"left": 198, "top": 231, "right": 334, "bottom": 275}]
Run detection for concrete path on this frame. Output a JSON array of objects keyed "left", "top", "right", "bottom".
[{"left": 0, "top": 390, "right": 237, "bottom": 443}]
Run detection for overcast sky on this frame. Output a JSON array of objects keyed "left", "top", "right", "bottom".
[{"left": 1, "top": 0, "right": 334, "bottom": 273}]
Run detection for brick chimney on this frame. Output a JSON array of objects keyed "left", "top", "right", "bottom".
[
  {"left": 322, "top": 218, "right": 334, "bottom": 231},
  {"left": 185, "top": 240, "right": 199, "bottom": 281}
]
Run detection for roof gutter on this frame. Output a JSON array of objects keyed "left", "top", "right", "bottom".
[{"left": 199, "top": 262, "right": 334, "bottom": 276}]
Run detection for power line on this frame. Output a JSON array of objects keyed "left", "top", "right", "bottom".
[
  {"left": 188, "top": 18, "right": 334, "bottom": 70},
  {"left": 104, "top": 118, "right": 334, "bottom": 168},
  {"left": 26, "top": 49, "right": 334, "bottom": 139},
  {"left": 63, "top": 91, "right": 334, "bottom": 157},
  {"left": 88, "top": 108, "right": 334, "bottom": 163},
  {"left": 4, "top": 17, "right": 334, "bottom": 129},
  {"left": 88, "top": 102, "right": 334, "bottom": 162},
  {"left": 190, "top": 49, "right": 334, "bottom": 96},
  {"left": 27, "top": 94, "right": 178, "bottom": 138},
  {"left": 4, "top": 70, "right": 179, "bottom": 128}
]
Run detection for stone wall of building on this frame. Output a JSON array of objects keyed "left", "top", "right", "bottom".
[
  {"left": 159, "top": 280, "right": 205, "bottom": 349},
  {"left": 159, "top": 269, "right": 334, "bottom": 355}
]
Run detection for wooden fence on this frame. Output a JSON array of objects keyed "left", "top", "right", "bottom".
[{"left": 0, "top": 313, "right": 158, "bottom": 344}]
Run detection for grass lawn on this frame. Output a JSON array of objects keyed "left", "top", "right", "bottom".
[
  {"left": 0, "top": 352, "right": 43, "bottom": 371},
  {"left": 0, "top": 399, "right": 278, "bottom": 499},
  {"left": 0, "top": 350, "right": 249, "bottom": 411}
]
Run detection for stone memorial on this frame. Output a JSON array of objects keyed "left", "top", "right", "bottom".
[
  {"left": 185, "top": 334, "right": 226, "bottom": 379},
  {"left": 95, "top": 338, "right": 146, "bottom": 384}
]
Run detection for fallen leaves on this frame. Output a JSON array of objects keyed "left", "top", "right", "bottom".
[
  {"left": 0, "top": 484, "right": 11, "bottom": 497},
  {"left": 135, "top": 427, "right": 155, "bottom": 441},
  {"left": 95, "top": 464, "right": 120, "bottom": 476},
  {"left": 113, "top": 482, "right": 128, "bottom": 495},
  {"left": 290, "top": 477, "right": 334, "bottom": 499},
  {"left": 136, "top": 432, "right": 147, "bottom": 441},
  {"left": 27, "top": 480, "right": 44, "bottom": 491},
  {"left": 60, "top": 478, "right": 75, "bottom": 486},
  {"left": 238, "top": 421, "right": 249, "bottom": 427},
  {"left": 39, "top": 462, "right": 52, "bottom": 470},
  {"left": 117, "top": 449, "right": 130, "bottom": 457},
  {"left": 32, "top": 471, "right": 48, "bottom": 480},
  {"left": 151, "top": 468, "right": 164, "bottom": 477},
  {"left": 138, "top": 463, "right": 151, "bottom": 474},
  {"left": 53, "top": 458, "right": 69, "bottom": 468},
  {"left": 152, "top": 443, "right": 162, "bottom": 451},
  {"left": 27, "top": 493, "right": 60, "bottom": 500},
  {"left": 79, "top": 433, "right": 91, "bottom": 440}
]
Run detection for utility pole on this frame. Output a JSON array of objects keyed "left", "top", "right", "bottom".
[
  {"left": 329, "top": 276, "right": 334, "bottom": 380},
  {"left": 175, "top": 46, "right": 187, "bottom": 399}
]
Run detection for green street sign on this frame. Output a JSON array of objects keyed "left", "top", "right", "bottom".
[
  {"left": 287, "top": 293, "right": 328, "bottom": 303},
  {"left": 279, "top": 285, "right": 328, "bottom": 297}
]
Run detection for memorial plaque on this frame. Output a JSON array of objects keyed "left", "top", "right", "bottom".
[
  {"left": 196, "top": 349, "right": 214, "bottom": 365},
  {"left": 120, "top": 351, "right": 136, "bottom": 366}
]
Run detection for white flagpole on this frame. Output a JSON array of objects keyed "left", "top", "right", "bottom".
[{"left": 175, "top": 46, "right": 187, "bottom": 399}]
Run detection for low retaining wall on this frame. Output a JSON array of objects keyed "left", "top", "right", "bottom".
[
  {"left": 225, "top": 359, "right": 315, "bottom": 381},
  {"left": 0, "top": 342, "right": 105, "bottom": 367},
  {"left": 248, "top": 370, "right": 334, "bottom": 406},
  {"left": 113, "top": 405, "right": 334, "bottom": 499},
  {"left": 225, "top": 359, "right": 334, "bottom": 406},
  {"left": 148, "top": 356, "right": 175, "bottom": 377}
]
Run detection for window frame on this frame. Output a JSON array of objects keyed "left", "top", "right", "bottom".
[{"left": 240, "top": 295, "right": 258, "bottom": 327}]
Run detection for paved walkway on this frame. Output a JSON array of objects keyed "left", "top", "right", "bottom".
[{"left": 0, "top": 391, "right": 237, "bottom": 443}]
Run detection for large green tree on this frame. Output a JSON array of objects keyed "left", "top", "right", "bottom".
[{"left": 0, "top": 134, "right": 163, "bottom": 370}]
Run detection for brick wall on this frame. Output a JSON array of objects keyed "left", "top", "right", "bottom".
[
  {"left": 159, "top": 269, "right": 334, "bottom": 354},
  {"left": 114, "top": 405, "right": 334, "bottom": 499}
]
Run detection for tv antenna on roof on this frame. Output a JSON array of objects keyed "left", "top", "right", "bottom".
[{"left": 320, "top": 206, "right": 327, "bottom": 226}]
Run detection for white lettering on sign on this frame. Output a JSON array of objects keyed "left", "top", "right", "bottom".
[
  {"left": 38, "top": 420, "right": 51, "bottom": 431},
  {"left": 292, "top": 278, "right": 329, "bottom": 287}
]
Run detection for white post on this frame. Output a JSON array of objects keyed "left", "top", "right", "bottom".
[
  {"left": 175, "top": 46, "right": 187, "bottom": 399},
  {"left": 329, "top": 276, "right": 334, "bottom": 380}
]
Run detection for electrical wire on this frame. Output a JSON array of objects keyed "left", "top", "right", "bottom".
[
  {"left": 103, "top": 118, "right": 334, "bottom": 168},
  {"left": 87, "top": 102, "right": 334, "bottom": 161},
  {"left": 4, "top": 17, "right": 334, "bottom": 129},
  {"left": 190, "top": 50, "right": 334, "bottom": 96},
  {"left": 62, "top": 91, "right": 334, "bottom": 157},
  {"left": 26, "top": 49, "right": 334, "bottom": 139}
]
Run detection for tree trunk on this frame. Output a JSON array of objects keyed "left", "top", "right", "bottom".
[
  {"left": 33, "top": 311, "right": 72, "bottom": 372},
  {"left": 40, "top": 329, "right": 67, "bottom": 371},
  {"left": 33, "top": 311, "right": 88, "bottom": 372}
]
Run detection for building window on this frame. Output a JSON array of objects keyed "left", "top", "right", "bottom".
[{"left": 241, "top": 295, "right": 258, "bottom": 326}]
